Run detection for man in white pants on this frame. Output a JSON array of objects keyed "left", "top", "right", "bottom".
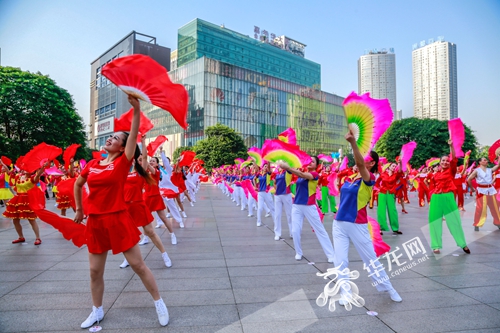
[{"left": 273, "top": 168, "right": 293, "bottom": 240}]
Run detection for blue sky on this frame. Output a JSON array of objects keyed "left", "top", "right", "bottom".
[{"left": 1, "top": 0, "right": 499, "bottom": 145}]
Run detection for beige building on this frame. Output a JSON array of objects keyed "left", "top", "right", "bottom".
[{"left": 412, "top": 37, "right": 457, "bottom": 120}]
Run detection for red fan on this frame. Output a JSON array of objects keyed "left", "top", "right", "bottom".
[
  {"left": 1, "top": 156, "right": 12, "bottom": 167},
  {"left": 63, "top": 144, "right": 81, "bottom": 169},
  {"left": 102, "top": 54, "right": 189, "bottom": 129},
  {"left": 489, "top": 139, "right": 500, "bottom": 163},
  {"left": 15, "top": 155, "right": 25, "bottom": 170},
  {"left": 178, "top": 150, "right": 196, "bottom": 167},
  {"left": 23, "top": 143, "right": 62, "bottom": 173},
  {"left": 92, "top": 150, "right": 107, "bottom": 160},
  {"left": 147, "top": 135, "right": 168, "bottom": 157},
  {"left": 114, "top": 107, "right": 154, "bottom": 141},
  {"left": 53, "top": 159, "right": 61, "bottom": 169}
]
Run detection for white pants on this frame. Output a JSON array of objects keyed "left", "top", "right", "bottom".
[
  {"left": 257, "top": 192, "right": 275, "bottom": 224},
  {"left": 185, "top": 180, "right": 196, "bottom": 202},
  {"left": 231, "top": 185, "right": 238, "bottom": 201},
  {"left": 237, "top": 186, "right": 247, "bottom": 209},
  {"left": 291, "top": 204, "right": 334, "bottom": 259},
  {"left": 274, "top": 194, "right": 293, "bottom": 237},
  {"left": 248, "top": 196, "right": 257, "bottom": 216},
  {"left": 163, "top": 197, "right": 182, "bottom": 223},
  {"left": 332, "top": 220, "right": 393, "bottom": 292}
]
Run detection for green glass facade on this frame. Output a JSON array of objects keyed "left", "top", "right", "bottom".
[
  {"left": 177, "top": 19, "right": 321, "bottom": 88},
  {"left": 146, "top": 56, "right": 347, "bottom": 155}
]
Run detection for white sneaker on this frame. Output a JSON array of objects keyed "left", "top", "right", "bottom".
[
  {"left": 190, "top": 201, "right": 194, "bottom": 207},
  {"left": 155, "top": 298, "right": 169, "bottom": 326},
  {"left": 166, "top": 213, "right": 171, "bottom": 218},
  {"left": 155, "top": 223, "right": 164, "bottom": 229},
  {"left": 179, "top": 220, "right": 185, "bottom": 228},
  {"left": 81, "top": 306, "right": 104, "bottom": 328},
  {"left": 265, "top": 213, "right": 270, "bottom": 217},
  {"left": 119, "top": 259, "right": 129, "bottom": 268},
  {"left": 257, "top": 221, "right": 262, "bottom": 227},
  {"left": 295, "top": 254, "right": 302, "bottom": 261},
  {"left": 162, "top": 252, "right": 172, "bottom": 268},
  {"left": 171, "top": 233, "right": 177, "bottom": 245},
  {"left": 274, "top": 235, "right": 280, "bottom": 241},
  {"left": 248, "top": 214, "right": 254, "bottom": 217},
  {"left": 181, "top": 211, "right": 187, "bottom": 218},
  {"left": 327, "top": 258, "right": 334, "bottom": 264},
  {"left": 388, "top": 288, "right": 402, "bottom": 302},
  {"left": 138, "top": 236, "right": 149, "bottom": 245}
]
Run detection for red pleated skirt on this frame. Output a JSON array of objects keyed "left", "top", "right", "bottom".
[
  {"left": 2, "top": 193, "right": 37, "bottom": 220},
  {"left": 127, "top": 201, "right": 154, "bottom": 228},
  {"left": 144, "top": 194, "right": 166, "bottom": 212},
  {"left": 85, "top": 210, "right": 141, "bottom": 255}
]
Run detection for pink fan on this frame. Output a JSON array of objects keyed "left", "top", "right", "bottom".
[
  {"left": 448, "top": 118, "right": 465, "bottom": 158},
  {"left": 318, "top": 154, "right": 333, "bottom": 163},
  {"left": 327, "top": 172, "right": 339, "bottom": 196},
  {"left": 400, "top": 142, "right": 417, "bottom": 172},
  {"left": 368, "top": 216, "right": 391, "bottom": 256},
  {"left": 44, "top": 167, "right": 64, "bottom": 176},
  {"left": 248, "top": 147, "right": 263, "bottom": 167},
  {"left": 339, "top": 156, "right": 348, "bottom": 171},
  {"left": 261, "top": 139, "right": 311, "bottom": 168},
  {"left": 278, "top": 128, "right": 297, "bottom": 145},
  {"left": 102, "top": 54, "right": 189, "bottom": 129}
]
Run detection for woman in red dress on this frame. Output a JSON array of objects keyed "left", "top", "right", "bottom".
[{"left": 74, "top": 96, "right": 169, "bottom": 328}]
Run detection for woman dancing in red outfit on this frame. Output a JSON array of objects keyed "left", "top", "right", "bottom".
[{"left": 74, "top": 96, "right": 169, "bottom": 328}]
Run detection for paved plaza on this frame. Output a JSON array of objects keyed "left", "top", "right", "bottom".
[{"left": 1, "top": 184, "right": 500, "bottom": 332}]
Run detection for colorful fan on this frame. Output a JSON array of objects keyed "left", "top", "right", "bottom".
[
  {"left": 147, "top": 135, "right": 168, "bottom": 157},
  {"left": 342, "top": 92, "right": 394, "bottom": 157},
  {"left": 463, "top": 150, "right": 471, "bottom": 167},
  {"left": 426, "top": 157, "right": 440, "bottom": 167},
  {"left": 466, "top": 162, "right": 476, "bottom": 173},
  {"left": 318, "top": 154, "right": 333, "bottom": 163},
  {"left": 63, "top": 144, "right": 81, "bottom": 170},
  {"left": 489, "top": 139, "right": 500, "bottom": 163},
  {"left": 234, "top": 158, "right": 245, "bottom": 165},
  {"left": 381, "top": 163, "right": 392, "bottom": 172},
  {"left": 114, "top": 107, "right": 154, "bottom": 141},
  {"left": 23, "top": 143, "right": 62, "bottom": 173},
  {"left": 248, "top": 147, "right": 263, "bottom": 167},
  {"left": 400, "top": 142, "right": 417, "bottom": 172},
  {"left": 178, "top": 150, "right": 196, "bottom": 167},
  {"left": 339, "top": 156, "right": 348, "bottom": 171},
  {"left": 367, "top": 216, "right": 391, "bottom": 257},
  {"left": 239, "top": 157, "right": 253, "bottom": 170},
  {"left": 261, "top": 139, "right": 312, "bottom": 169},
  {"left": 327, "top": 172, "right": 339, "bottom": 196},
  {"left": 278, "top": 128, "right": 297, "bottom": 145},
  {"left": 102, "top": 54, "right": 189, "bottom": 129},
  {"left": 448, "top": 118, "right": 465, "bottom": 158},
  {"left": 44, "top": 167, "right": 64, "bottom": 176}
]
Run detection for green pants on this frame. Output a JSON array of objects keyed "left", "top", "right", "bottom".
[
  {"left": 321, "top": 186, "right": 337, "bottom": 213},
  {"left": 290, "top": 183, "right": 296, "bottom": 195},
  {"left": 428, "top": 192, "right": 467, "bottom": 250},
  {"left": 377, "top": 193, "right": 399, "bottom": 232}
]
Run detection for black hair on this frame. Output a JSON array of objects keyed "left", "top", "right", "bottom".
[
  {"left": 369, "top": 151, "right": 379, "bottom": 173},
  {"left": 133, "top": 145, "right": 155, "bottom": 185},
  {"left": 477, "top": 157, "right": 488, "bottom": 164},
  {"left": 311, "top": 156, "right": 320, "bottom": 166},
  {"left": 121, "top": 132, "right": 130, "bottom": 147}
]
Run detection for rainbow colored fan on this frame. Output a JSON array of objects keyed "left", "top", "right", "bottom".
[
  {"left": 278, "top": 128, "right": 297, "bottom": 145},
  {"left": 247, "top": 147, "right": 263, "bottom": 167},
  {"left": 261, "top": 139, "right": 311, "bottom": 169},
  {"left": 342, "top": 92, "right": 394, "bottom": 157}
]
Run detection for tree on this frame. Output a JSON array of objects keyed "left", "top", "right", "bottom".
[
  {"left": 0, "top": 66, "right": 89, "bottom": 160},
  {"left": 194, "top": 123, "right": 247, "bottom": 171},
  {"left": 172, "top": 146, "right": 193, "bottom": 162},
  {"left": 376, "top": 117, "right": 478, "bottom": 167}
]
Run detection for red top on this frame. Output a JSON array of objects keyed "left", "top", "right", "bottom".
[
  {"left": 143, "top": 170, "right": 160, "bottom": 197},
  {"left": 379, "top": 171, "right": 401, "bottom": 194},
  {"left": 124, "top": 171, "right": 145, "bottom": 202},
  {"left": 318, "top": 172, "right": 330, "bottom": 187},
  {"left": 432, "top": 159, "right": 457, "bottom": 194},
  {"left": 80, "top": 154, "right": 132, "bottom": 214},
  {"left": 453, "top": 173, "right": 465, "bottom": 187}
]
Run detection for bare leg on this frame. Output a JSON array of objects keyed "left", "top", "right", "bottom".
[
  {"left": 61, "top": 208, "right": 67, "bottom": 217},
  {"left": 184, "top": 191, "right": 192, "bottom": 203},
  {"left": 13, "top": 218, "right": 24, "bottom": 238},
  {"left": 28, "top": 219, "right": 40, "bottom": 239},
  {"left": 175, "top": 195, "right": 185, "bottom": 212},
  {"left": 156, "top": 210, "right": 173, "bottom": 233},
  {"left": 123, "top": 245, "right": 161, "bottom": 300},
  {"left": 143, "top": 223, "right": 166, "bottom": 253},
  {"left": 88, "top": 252, "right": 108, "bottom": 307}
]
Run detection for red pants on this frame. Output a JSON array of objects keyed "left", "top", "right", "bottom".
[
  {"left": 454, "top": 186, "right": 464, "bottom": 208},
  {"left": 473, "top": 193, "right": 500, "bottom": 227},
  {"left": 418, "top": 186, "right": 430, "bottom": 207}
]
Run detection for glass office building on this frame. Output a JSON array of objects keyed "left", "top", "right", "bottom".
[{"left": 143, "top": 19, "right": 348, "bottom": 156}]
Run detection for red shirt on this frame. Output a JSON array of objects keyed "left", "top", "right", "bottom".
[
  {"left": 124, "top": 171, "right": 145, "bottom": 202},
  {"left": 318, "top": 172, "right": 330, "bottom": 187},
  {"left": 379, "top": 171, "right": 401, "bottom": 194},
  {"left": 432, "top": 159, "right": 457, "bottom": 194},
  {"left": 80, "top": 154, "right": 132, "bottom": 214},
  {"left": 143, "top": 170, "right": 161, "bottom": 197}
]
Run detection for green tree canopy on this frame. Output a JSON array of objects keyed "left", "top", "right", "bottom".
[
  {"left": 0, "top": 66, "right": 89, "bottom": 160},
  {"left": 376, "top": 117, "right": 478, "bottom": 167},
  {"left": 194, "top": 123, "right": 247, "bottom": 171}
]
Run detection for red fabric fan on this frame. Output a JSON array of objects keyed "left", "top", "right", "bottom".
[
  {"left": 102, "top": 54, "right": 189, "bottom": 129},
  {"left": 1, "top": 156, "right": 12, "bottom": 166},
  {"left": 63, "top": 144, "right": 81, "bottom": 169},
  {"left": 92, "top": 150, "right": 108, "bottom": 161},
  {"left": 53, "top": 159, "right": 61, "bottom": 169},
  {"left": 489, "top": 139, "right": 500, "bottom": 163},
  {"left": 114, "top": 107, "right": 154, "bottom": 142},
  {"left": 26, "top": 187, "right": 86, "bottom": 247},
  {"left": 178, "top": 150, "right": 196, "bottom": 167},
  {"left": 23, "top": 143, "right": 62, "bottom": 173},
  {"left": 147, "top": 135, "right": 168, "bottom": 157},
  {"left": 15, "top": 155, "right": 25, "bottom": 170}
]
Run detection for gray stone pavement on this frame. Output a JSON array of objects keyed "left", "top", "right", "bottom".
[{"left": 1, "top": 184, "right": 500, "bottom": 332}]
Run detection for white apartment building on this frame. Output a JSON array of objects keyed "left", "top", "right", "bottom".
[
  {"left": 412, "top": 37, "right": 457, "bottom": 120},
  {"left": 358, "top": 48, "right": 398, "bottom": 119}
]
